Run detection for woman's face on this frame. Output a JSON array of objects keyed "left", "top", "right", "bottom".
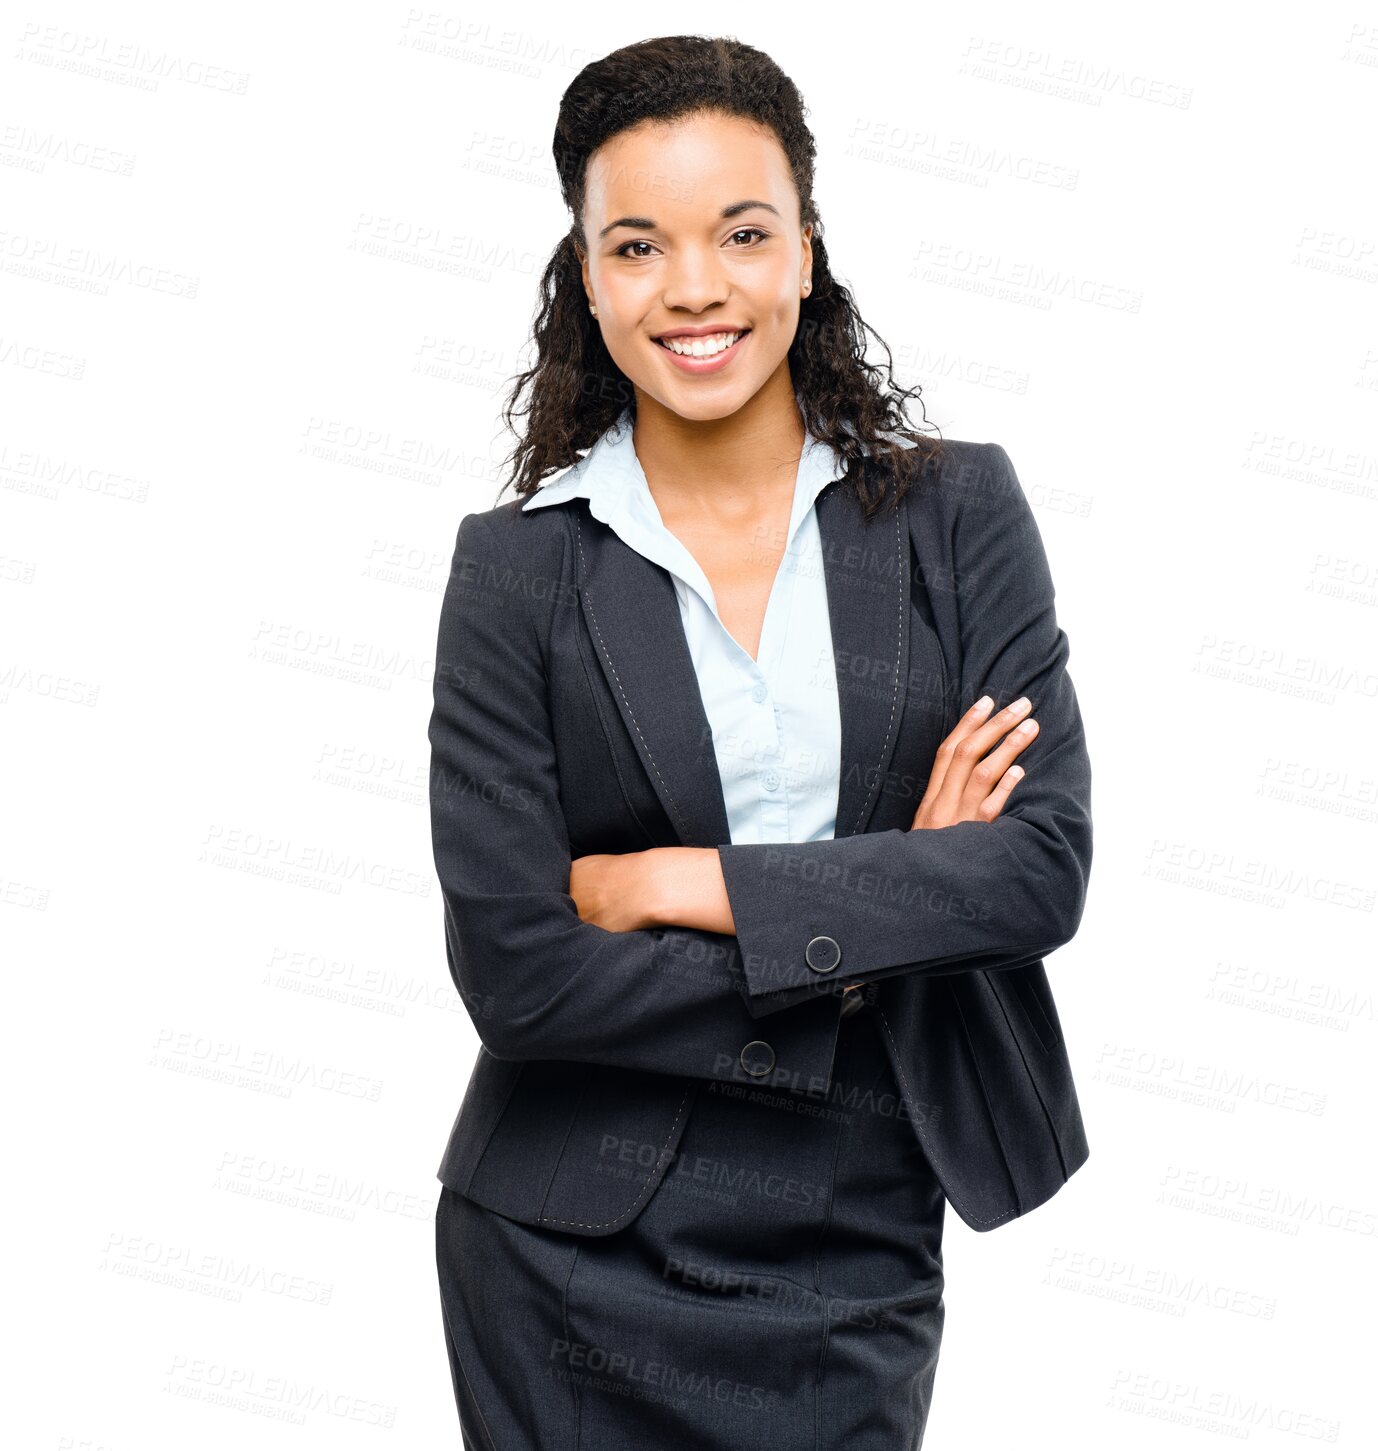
[{"left": 578, "top": 110, "right": 812, "bottom": 424}]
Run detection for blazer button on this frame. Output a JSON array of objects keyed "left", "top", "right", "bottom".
[
  {"left": 739, "top": 1040, "right": 775, "bottom": 1077},
  {"left": 805, "top": 935, "right": 842, "bottom": 973}
]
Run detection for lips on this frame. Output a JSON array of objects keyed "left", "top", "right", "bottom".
[
  {"left": 652, "top": 328, "right": 752, "bottom": 376},
  {"left": 655, "top": 328, "right": 751, "bottom": 357}
]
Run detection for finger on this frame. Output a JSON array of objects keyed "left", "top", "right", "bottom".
[
  {"left": 962, "top": 695, "right": 1034, "bottom": 759},
  {"left": 958, "top": 715, "right": 1039, "bottom": 815},
  {"left": 930, "top": 696, "right": 1034, "bottom": 821},
  {"left": 975, "top": 764, "right": 1025, "bottom": 822},
  {"left": 912, "top": 695, "right": 997, "bottom": 824}
]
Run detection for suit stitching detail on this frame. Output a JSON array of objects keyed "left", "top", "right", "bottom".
[
  {"left": 573, "top": 510, "right": 692, "bottom": 841},
  {"left": 979, "top": 971, "right": 1070, "bottom": 1178},
  {"left": 537, "top": 1066, "right": 593, "bottom": 1222},
  {"left": 562, "top": 1241, "right": 584, "bottom": 1448},
  {"left": 458, "top": 1055, "right": 525, "bottom": 1196},
  {"left": 570, "top": 602, "right": 662, "bottom": 849},
  {"left": 846, "top": 495, "right": 905, "bottom": 836},
  {"left": 944, "top": 978, "right": 1023, "bottom": 1218},
  {"left": 1015, "top": 973, "right": 1062, "bottom": 1053},
  {"left": 874, "top": 1001, "right": 1012, "bottom": 1229},
  {"left": 538, "top": 1083, "right": 695, "bottom": 1231}
]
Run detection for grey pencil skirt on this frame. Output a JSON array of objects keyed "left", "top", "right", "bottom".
[{"left": 434, "top": 998, "right": 947, "bottom": 1449}]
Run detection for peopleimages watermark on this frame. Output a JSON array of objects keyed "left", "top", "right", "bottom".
[{"left": 549, "top": 1335, "right": 780, "bottom": 1411}]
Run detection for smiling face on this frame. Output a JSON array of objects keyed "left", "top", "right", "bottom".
[{"left": 577, "top": 110, "right": 813, "bottom": 425}]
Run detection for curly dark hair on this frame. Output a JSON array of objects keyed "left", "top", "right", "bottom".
[{"left": 497, "top": 34, "right": 946, "bottom": 519}]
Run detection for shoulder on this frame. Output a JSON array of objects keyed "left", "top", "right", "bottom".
[
  {"left": 441, "top": 493, "right": 580, "bottom": 642},
  {"left": 448, "top": 492, "right": 575, "bottom": 561},
  {"left": 900, "top": 436, "right": 1027, "bottom": 534}
]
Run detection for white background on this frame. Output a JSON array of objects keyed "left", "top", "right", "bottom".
[{"left": 4, "top": 3, "right": 1376, "bottom": 1446}]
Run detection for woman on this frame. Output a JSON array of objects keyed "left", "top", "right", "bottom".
[{"left": 428, "top": 35, "right": 1093, "bottom": 1450}]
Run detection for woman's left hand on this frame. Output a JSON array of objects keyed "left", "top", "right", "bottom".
[
  {"left": 572, "top": 849, "right": 870, "bottom": 997},
  {"left": 568, "top": 852, "right": 658, "bottom": 933}
]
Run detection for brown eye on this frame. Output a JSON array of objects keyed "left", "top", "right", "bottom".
[{"left": 727, "top": 228, "right": 769, "bottom": 246}]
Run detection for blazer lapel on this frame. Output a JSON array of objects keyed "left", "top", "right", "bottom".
[
  {"left": 573, "top": 460, "right": 911, "bottom": 849},
  {"left": 818, "top": 469, "right": 913, "bottom": 840}
]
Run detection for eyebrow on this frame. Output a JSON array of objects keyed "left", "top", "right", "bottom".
[{"left": 598, "top": 199, "right": 781, "bottom": 242}]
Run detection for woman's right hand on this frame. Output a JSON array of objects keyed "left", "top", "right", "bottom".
[{"left": 910, "top": 695, "right": 1038, "bottom": 830}]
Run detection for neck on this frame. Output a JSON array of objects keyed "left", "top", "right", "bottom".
[{"left": 629, "top": 372, "right": 805, "bottom": 521}]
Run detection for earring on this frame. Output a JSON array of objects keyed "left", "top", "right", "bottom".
[
  {"left": 589, "top": 304, "right": 598, "bottom": 316},
  {"left": 802, "top": 279, "right": 811, "bottom": 294}
]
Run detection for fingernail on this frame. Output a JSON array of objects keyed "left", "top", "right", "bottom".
[{"left": 975, "top": 695, "right": 993, "bottom": 712}]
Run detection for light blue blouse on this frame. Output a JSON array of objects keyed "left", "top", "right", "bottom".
[{"left": 522, "top": 408, "right": 869, "bottom": 846}]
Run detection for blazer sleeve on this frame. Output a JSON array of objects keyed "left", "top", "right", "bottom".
[
  {"left": 427, "top": 509, "right": 843, "bottom": 1087},
  {"left": 716, "top": 443, "right": 1094, "bottom": 1015}
]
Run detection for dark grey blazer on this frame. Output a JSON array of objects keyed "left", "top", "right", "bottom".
[{"left": 427, "top": 438, "right": 1092, "bottom": 1236}]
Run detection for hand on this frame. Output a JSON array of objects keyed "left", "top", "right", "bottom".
[
  {"left": 568, "top": 851, "right": 659, "bottom": 932},
  {"left": 838, "top": 698, "right": 1037, "bottom": 1001},
  {"left": 911, "top": 694, "right": 1038, "bottom": 830}
]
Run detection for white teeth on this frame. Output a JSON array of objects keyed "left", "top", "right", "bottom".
[{"left": 659, "top": 330, "right": 744, "bottom": 357}]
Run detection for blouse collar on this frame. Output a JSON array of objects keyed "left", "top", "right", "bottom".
[{"left": 521, "top": 407, "right": 912, "bottom": 613}]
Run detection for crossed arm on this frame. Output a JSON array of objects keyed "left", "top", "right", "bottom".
[
  {"left": 570, "top": 689, "right": 1047, "bottom": 952},
  {"left": 565, "top": 443, "right": 1093, "bottom": 1016},
  {"left": 429, "top": 443, "right": 1092, "bottom": 1068}
]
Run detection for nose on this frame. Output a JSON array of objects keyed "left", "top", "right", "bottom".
[{"left": 660, "top": 248, "right": 731, "bottom": 314}]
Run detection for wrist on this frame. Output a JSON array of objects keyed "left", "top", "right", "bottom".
[
  {"left": 641, "top": 847, "right": 725, "bottom": 932},
  {"left": 639, "top": 847, "right": 684, "bottom": 929}
]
